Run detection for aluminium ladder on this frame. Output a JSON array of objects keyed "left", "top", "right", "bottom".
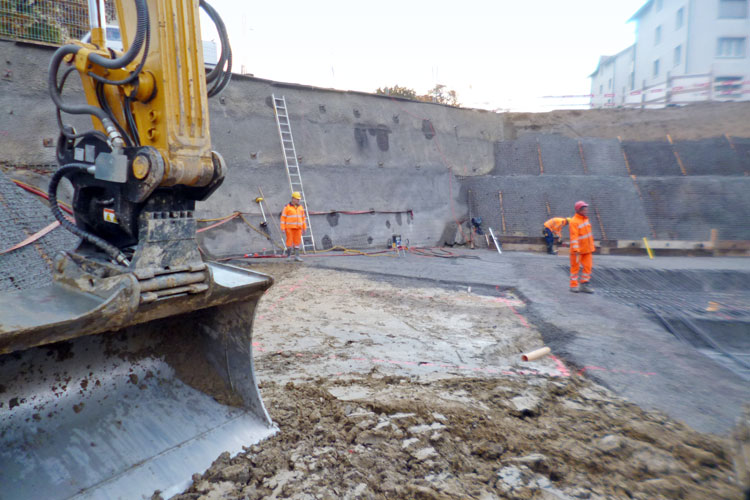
[{"left": 272, "top": 94, "right": 315, "bottom": 252}]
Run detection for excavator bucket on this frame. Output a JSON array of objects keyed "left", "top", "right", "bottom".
[
  {"left": 0, "top": 261, "right": 275, "bottom": 500},
  {"left": 1, "top": 0, "right": 278, "bottom": 496}
]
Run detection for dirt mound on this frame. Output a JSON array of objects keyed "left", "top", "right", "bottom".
[
  {"left": 505, "top": 102, "right": 750, "bottom": 141},
  {"left": 172, "top": 375, "right": 739, "bottom": 500},
  {"left": 162, "top": 265, "right": 743, "bottom": 500}
]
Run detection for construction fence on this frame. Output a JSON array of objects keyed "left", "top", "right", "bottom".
[
  {"left": 0, "top": 0, "right": 115, "bottom": 46},
  {"left": 590, "top": 72, "right": 750, "bottom": 109}
]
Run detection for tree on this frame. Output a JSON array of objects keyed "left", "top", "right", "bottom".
[
  {"left": 376, "top": 84, "right": 461, "bottom": 107},
  {"left": 417, "top": 84, "right": 460, "bottom": 107},
  {"left": 376, "top": 85, "right": 417, "bottom": 100}
]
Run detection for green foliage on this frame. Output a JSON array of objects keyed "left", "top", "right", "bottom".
[
  {"left": 417, "top": 84, "right": 460, "bottom": 107},
  {"left": 376, "top": 83, "right": 460, "bottom": 107},
  {"left": 376, "top": 85, "right": 418, "bottom": 100}
]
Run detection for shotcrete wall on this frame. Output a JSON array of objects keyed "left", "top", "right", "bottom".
[
  {"left": 0, "top": 41, "right": 498, "bottom": 255},
  {"left": 1, "top": 40, "right": 749, "bottom": 257},
  {"left": 467, "top": 135, "right": 750, "bottom": 243}
]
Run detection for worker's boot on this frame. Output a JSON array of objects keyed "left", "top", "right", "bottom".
[
  {"left": 579, "top": 282, "right": 594, "bottom": 294},
  {"left": 286, "top": 247, "right": 292, "bottom": 260},
  {"left": 294, "top": 247, "right": 303, "bottom": 262},
  {"left": 569, "top": 285, "right": 579, "bottom": 293}
]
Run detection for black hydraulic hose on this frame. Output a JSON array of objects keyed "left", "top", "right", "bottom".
[
  {"left": 55, "top": 66, "right": 109, "bottom": 144},
  {"left": 49, "top": 45, "right": 112, "bottom": 125},
  {"left": 96, "top": 82, "right": 134, "bottom": 147},
  {"left": 201, "top": 0, "right": 231, "bottom": 84},
  {"left": 49, "top": 165, "right": 130, "bottom": 267},
  {"left": 89, "top": 8, "right": 151, "bottom": 87},
  {"left": 201, "top": 0, "right": 233, "bottom": 97},
  {"left": 208, "top": 49, "right": 233, "bottom": 97},
  {"left": 88, "top": 0, "right": 149, "bottom": 70},
  {"left": 48, "top": 0, "right": 148, "bottom": 134},
  {"left": 124, "top": 95, "right": 141, "bottom": 146}
]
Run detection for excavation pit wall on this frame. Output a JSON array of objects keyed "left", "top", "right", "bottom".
[{"left": 1, "top": 40, "right": 749, "bottom": 258}]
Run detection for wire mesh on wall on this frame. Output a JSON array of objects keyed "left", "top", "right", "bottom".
[
  {"left": 0, "top": 168, "right": 79, "bottom": 292},
  {"left": 0, "top": 0, "right": 116, "bottom": 45}
]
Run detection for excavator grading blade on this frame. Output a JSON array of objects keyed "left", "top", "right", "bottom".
[{"left": 0, "top": 261, "right": 276, "bottom": 500}]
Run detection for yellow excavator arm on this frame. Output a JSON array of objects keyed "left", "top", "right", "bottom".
[
  {"left": 0, "top": 2, "right": 276, "bottom": 498},
  {"left": 75, "top": 0, "right": 218, "bottom": 187}
]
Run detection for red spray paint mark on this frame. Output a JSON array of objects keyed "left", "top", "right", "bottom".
[{"left": 548, "top": 355, "right": 571, "bottom": 377}]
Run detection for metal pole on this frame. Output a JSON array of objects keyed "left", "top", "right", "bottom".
[{"left": 87, "top": 0, "right": 107, "bottom": 48}]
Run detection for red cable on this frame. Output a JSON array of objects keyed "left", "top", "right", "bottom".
[{"left": 12, "top": 179, "right": 74, "bottom": 215}]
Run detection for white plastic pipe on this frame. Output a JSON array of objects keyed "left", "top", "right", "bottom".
[{"left": 521, "top": 346, "right": 551, "bottom": 362}]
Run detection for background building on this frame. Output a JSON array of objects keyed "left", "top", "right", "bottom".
[
  {"left": 589, "top": 46, "right": 635, "bottom": 107},
  {"left": 590, "top": 0, "right": 750, "bottom": 107}
]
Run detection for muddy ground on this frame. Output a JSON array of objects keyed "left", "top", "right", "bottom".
[{"left": 168, "top": 264, "right": 744, "bottom": 500}]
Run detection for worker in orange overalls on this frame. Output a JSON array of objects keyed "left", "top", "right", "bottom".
[
  {"left": 542, "top": 217, "right": 568, "bottom": 255},
  {"left": 569, "top": 200, "right": 595, "bottom": 293},
  {"left": 280, "top": 191, "right": 307, "bottom": 262}
]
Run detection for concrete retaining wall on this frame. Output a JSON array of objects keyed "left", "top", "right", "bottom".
[{"left": 1, "top": 40, "right": 748, "bottom": 256}]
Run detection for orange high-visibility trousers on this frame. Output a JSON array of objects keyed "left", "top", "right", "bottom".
[
  {"left": 285, "top": 229, "right": 302, "bottom": 247},
  {"left": 570, "top": 252, "right": 593, "bottom": 288}
]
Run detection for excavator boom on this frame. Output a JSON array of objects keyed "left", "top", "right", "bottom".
[{"left": 0, "top": 1, "right": 275, "bottom": 498}]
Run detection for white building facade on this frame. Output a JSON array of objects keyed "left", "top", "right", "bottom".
[
  {"left": 590, "top": 0, "right": 750, "bottom": 107},
  {"left": 589, "top": 46, "right": 635, "bottom": 107}
]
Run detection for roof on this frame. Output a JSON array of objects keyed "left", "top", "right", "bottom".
[
  {"left": 628, "top": 0, "right": 653, "bottom": 22},
  {"left": 589, "top": 56, "right": 615, "bottom": 77},
  {"left": 588, "top": 45, "right": 635, "bottom": 77}
]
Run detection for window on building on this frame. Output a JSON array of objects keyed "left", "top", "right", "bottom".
[
  {"left": 718, "top": 0, "right": 748, "bottom": 18},
  {"left": 653, "top": 59, "right": 660, "bottom": 77},
  {"left": 717, "top": 37, "right": 747, "bottom": 57},
  {"left": 676, "top": 7, "right": 684, "bottom": 28},
  {"left": 629, "top": 72, "right": 635, "bottom": 90},
  {"left": 608, "top": 78, "right": 613, "bottom": 90},
  {"left": 655, "top": 25, "right": 662, "bottom": 45},
  {"left": 600, "top": 84, "right": 604, "bottom": 95},
  {"left": 674, "top": 45, "right": 682, "bottom": 66},
  {"left": 656, "top": 0, "right": 663, "bottom": 11}
]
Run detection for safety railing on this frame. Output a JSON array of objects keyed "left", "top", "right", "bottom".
[{"left": 595, "top": 72, "right": 750, "bottom": 109}]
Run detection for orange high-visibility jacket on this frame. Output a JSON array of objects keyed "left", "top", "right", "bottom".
[
  {"left": 569, "top": 213, "right": 595, "bottom": 254},
  {"left": 280, "top": 203, "right": 307, "bottom": 232},
  {"left": 543, "top": 217, "right": 567, "bottom": 238}
]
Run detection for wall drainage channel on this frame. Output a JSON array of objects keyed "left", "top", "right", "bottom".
[{"left": 566, "top": 267, "right": 750, "bottom": 380}]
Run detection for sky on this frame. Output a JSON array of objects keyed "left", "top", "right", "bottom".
[{"left": 200, "top": 0, "right": 648, "bottom": 112}]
